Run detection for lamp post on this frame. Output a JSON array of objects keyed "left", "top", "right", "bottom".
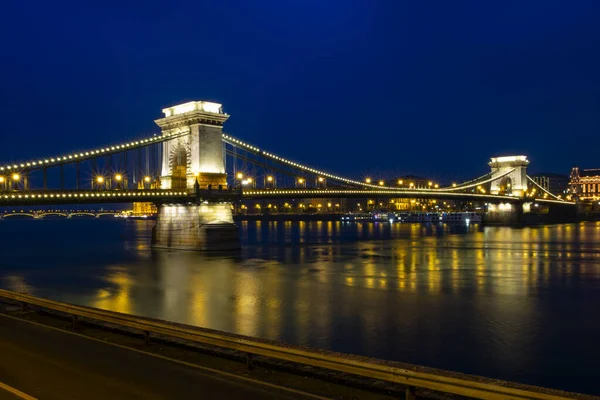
[
  {"left": 95, "top": 176, "right": 105, "bottom": 190},
  {"left": 265, "top": 175, "right": 275, "bottom": 189},
  {"left": 115, "top": 174, "right": 123, "bottom": 190},
  {"left": 12, "top": 173, "right": 20, "bottom": 190}
]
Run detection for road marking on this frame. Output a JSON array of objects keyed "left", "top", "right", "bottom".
[
  {"left": 0, "top": 380, "right": 37, "bottom": 400},
  {"left": 0, "top": 313, "right": 330, "bottom": 400}
]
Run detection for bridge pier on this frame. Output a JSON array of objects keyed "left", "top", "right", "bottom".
[
  {"left": 483, "top": 202, "right": 524, "bottom": 226},
  {"left": 151, "top": 202, "right": 239, "bottom": 251}
]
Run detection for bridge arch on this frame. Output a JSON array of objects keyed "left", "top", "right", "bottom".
[
  {"left": 38, "top": 212, "right": 68, "bottom": 218},
  {"left": 2, "top": 213, "right": 36, "bottom": 219}
]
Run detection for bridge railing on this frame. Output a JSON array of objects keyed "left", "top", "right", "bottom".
[{"left": 0, "top": 289, "right": 586, "bottom": 400}]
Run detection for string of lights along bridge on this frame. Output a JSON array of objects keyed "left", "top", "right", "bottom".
[{"left": 0, "top": 100, "right": 575, "bottom": 250}]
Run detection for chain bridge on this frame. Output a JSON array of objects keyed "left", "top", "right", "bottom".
[{"left": 0, "top": 100, "right": 575, "bottom": 250}]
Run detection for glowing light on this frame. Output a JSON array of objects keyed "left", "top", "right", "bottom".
[
  {"left": 267, "top": 176, "right": 273, "bottom": 182},
  {"left": 490, "top": 155, "right": 528, "bottom": 163},
  {"left": 298, "top": 178, "right": 304, "bottom": 184},
  {"left": 144, "top": 176, "right": 151, "bottom": 182},
  {"left": 162, "top": 101, "right": 222, "bottom": 117},
  {"left": 428, "top": 181, "right": 433, "bottom": 186},
  {"left": 236, "top": 172, "right": 243, "bottom": 179},
  {"left": 96, "top": 177, "right": 104, "bottom": 183},
  {"left": 366, "top": 178, "right": 372, "bottom": 184},
  {"left": 409, "top": 182, "right": 414, "bottom": 188},
  {"left": 434, "top": 184, "right": 439, "bottom": 188},
  {"left": 247, "top": 177, "right": 253, "bottom": 183},
  {"left": 115, "top": 174, "right": 122, "bottom": 181},
  {"left": 12, "top": 173, "right": 20, "bottom": 181},
  {"left": 452, "top": 183, "right": 457, "bottom": 187},
  {"left": 378, "top": 180, "right": 384, "bottom": 186},
  {"left": 327, "top": 202, "right": 332, "bottom": 207},
  {"left": 318, "top": 177, "right": 324, "bottom": 182},
  {"left": 398, "top": 180, "right": 403, "bottom": 185},
  {"left": 0, "top": 177, "right": 4, "bottom": 183}
]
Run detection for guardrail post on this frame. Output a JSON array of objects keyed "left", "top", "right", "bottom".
[
  {"left": 405, "top": 386, "right": 416, "bottom": 400},
  {"left": 246, "top": 353, "right": 253, "bottom": 370}
]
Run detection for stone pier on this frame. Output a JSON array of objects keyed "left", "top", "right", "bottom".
[
  {"left": 483, "top": 202, "right": 524, "bottom": 226},
  {"left": 151, "top": 100, "right": 239, "bottom": 251},
  {"left": 152, "top": 203, "right": 240, "bottom": 251}
]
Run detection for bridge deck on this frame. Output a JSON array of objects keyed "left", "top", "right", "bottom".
[{"left": 0, "top": 188, "right": 573, "bottom": 207}]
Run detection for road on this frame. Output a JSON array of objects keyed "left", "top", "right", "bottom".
[{"left": 0, "top": 314, "right": 319, "bottom": 400}]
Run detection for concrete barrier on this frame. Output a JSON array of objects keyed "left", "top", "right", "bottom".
[{"left": 0, "top": 289, "right": 592, "bottom": 400}]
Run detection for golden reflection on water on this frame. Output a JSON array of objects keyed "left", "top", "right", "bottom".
[
  {"left": 6, "top": 219, "right": 600, "bottom": 394},
  {"left": 94, "top": 268, "right": 133, "bottom": 314}
]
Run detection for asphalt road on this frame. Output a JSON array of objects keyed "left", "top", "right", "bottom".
[{"left": 0, "top": 314, "right": 317, "bottom": 400}]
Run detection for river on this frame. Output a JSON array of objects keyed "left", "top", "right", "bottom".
[{"left": 0, "top": 218, "right": 598, "bottom": 395}]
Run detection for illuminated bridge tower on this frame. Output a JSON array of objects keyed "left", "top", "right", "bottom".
[
  {"left": 488, "top": 156, "right": 529, "bottom": 197},
  {"left": 485, "top": 155, "right": 529, "bottom": 226},
  {"left": 151, "top": 101, "right": 239, "bottom": 251},
  {"left": 155, "top": 101, "right": 229, "bottom": 190}
]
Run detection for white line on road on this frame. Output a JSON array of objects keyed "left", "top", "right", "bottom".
[
  {"left": 0, "top": 313, "right": 329, "bottom": 400},
  {"left": 0, "top": 380, "right": 37, "bottom": 400}
]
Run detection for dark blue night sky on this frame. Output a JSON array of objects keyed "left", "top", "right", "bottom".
[{"left": 1, "top": 1, "right": 599, "bottom": 182}]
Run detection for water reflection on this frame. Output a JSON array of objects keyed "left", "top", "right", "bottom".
[{"left": 1, "top": 220, "right": 600, "bottom": 394}]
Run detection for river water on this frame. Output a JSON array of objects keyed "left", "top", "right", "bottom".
[{"left": 1, "top": 218, "right": 599, "bottom": 395}]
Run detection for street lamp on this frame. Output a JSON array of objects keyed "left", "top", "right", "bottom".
[
  {"left": 94, "top": 176, "right": 105, "bottom": 190},
  {"left": 366, "top": 178, "right": 372, "bottom": 184},
  {"left": 398, "top": 179, "right": 403, "bottom": 185},
  {"left": 236, "top": 172, "right": 243, "bottom": 180},
  {"left": 378, "top": 180, "right": 384, "bottom": 186},
  {"left": 11, "top": 173, "right": 20, "bottom": 190},
  {"left": 114, "top": 174, "right": 123, "bottom": 189},
  {"left": 144, "top": 176, "right": 151, "bottom": 183}
]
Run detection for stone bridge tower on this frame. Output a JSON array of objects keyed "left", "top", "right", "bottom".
[
  {"left": 155, "top": 101, "right": 229, "bottom": 190},
  {"left": 489, "top": 156, "right": 529, "bottom": 197},
  {"left": 151, "top": 101, "right": 239, "bottom": 251}
]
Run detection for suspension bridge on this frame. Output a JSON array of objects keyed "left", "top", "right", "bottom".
[{"left": 0, "top": 100, "right": 575, "bottom": 250}]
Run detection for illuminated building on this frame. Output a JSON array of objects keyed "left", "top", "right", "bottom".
[
  {"left": 570, "top": 167, "right": 600, "bottom": 200},
  {"left": 132, "top": 202, "right": 157, "bottom": 215}
]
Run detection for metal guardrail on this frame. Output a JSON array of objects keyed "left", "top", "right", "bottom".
[{"left": 0, "top": 289, "right": 590, "bottom": 400}]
